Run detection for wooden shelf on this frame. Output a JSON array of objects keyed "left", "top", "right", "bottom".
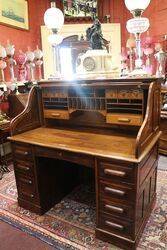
[{"left": 42, "top": 87, "right": 144, "bottom": 124}]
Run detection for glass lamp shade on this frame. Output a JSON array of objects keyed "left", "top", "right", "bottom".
[
  {"left": 126, "top": 17, "right": 150, "bottom": 34},
  {"left": 44, "top": 6, "right": 64, "bottom": 30},
  {"left": 125, "top": 0, "right": 151, "bottom": 11},
  {"left": 48, "top": 34, "right": 63, "bottom": 45},
  {"left": 0, "top": 45, "right": 7, "bottom": 58}
]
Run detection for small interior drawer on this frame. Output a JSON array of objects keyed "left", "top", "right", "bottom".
[
  {"left": 44, "top": 109, "right": 69, "bottom": 120},
  {"left": 106, "top": 113, "right": 142, "bottom": 126}
]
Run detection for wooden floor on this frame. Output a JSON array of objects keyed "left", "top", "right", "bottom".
[{"left": 9, "top": 127, "right": 137, "bottom": 160}]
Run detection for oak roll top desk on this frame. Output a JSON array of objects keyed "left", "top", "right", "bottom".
[{"left": 9, "top": 77, "right": 162, "bottom": 250}]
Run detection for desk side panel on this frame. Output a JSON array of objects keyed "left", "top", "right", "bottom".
[{"left": 10, "top": 86, "right": 43, "bottom": 136}]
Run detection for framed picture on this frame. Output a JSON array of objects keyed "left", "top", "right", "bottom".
[
  {"left": 0, "top": 0, "right": 29, "bottom": 30},
  {"left": 63, "top": 0, "right": 98, "bottom": 18}
]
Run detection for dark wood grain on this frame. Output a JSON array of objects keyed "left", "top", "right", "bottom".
[{"left": 9, "top": 77, "right": 162, "bottom": 249}]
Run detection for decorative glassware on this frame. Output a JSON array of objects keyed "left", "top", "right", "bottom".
[
  {"left": 44, "top": 2, "right": 64, "bottom": 46},
  {"left": 126, "top": 34, "right": 136, "bottom": 72},
  {"left": 26, "top": 48, "right": 35, "bottom": 81},
  {"left": 6, "top": 40, "right": 17, "bottom": 82},
  {"left": 126, "top": 17, "right": 150, "bottom": 76},
  {"left": 143, "top": 34, "right": 154, "bottom": 75},
  {"left": 125, "top": 0, "right": 151, "bottom": 76},
  {"left": 34, "top": 46, "right": 43, "bottom": 80},
  {"left": 15, "top": 50, "right": 27, "bottom": 82},
  {"left": 0, "top": 44, "right": 7, "bottom": 82},
  {"left": 155, "top": 48, "right": 167, "bottom": 77}
]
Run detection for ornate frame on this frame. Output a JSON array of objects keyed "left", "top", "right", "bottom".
[
  {"left": 62, "top": 0, "right": 98, "bottom": 22},
  {"left": 0, "top": 0, "right": 29, "bottom": 30}
]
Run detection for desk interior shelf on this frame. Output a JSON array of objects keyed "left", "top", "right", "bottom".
[{"left": 42, "top": 86, "right": 144, "bottom": 126}]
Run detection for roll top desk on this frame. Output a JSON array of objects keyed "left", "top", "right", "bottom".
[{"left": 9, "top": 77, "right": 162, "bottom": 250}]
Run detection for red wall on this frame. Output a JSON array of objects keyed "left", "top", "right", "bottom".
[
  {"left": 101, "top": 0, "right": 167, "bottom": 46},
  {"left": 1, "top": 0, "right": 167, "bottom": 52},
  {"left": 0, "top": 0, "right": 49, "bottom": 52},
  {"left": 1, "top": 0, "right": 167, "bottom": 61}
]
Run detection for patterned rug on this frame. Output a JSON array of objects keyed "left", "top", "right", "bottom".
[{"left": 0, "top": 170, "right": 167, "bottom": 250}]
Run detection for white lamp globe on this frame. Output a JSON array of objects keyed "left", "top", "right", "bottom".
[
  {"left": 125, "top": 0, "right": 151, "bottom": 11},
  {"left": 48, "top": 34, "right": 63, "bottom": 45},
  {"left": 126, "top": 17, "right": 150, "bottom": 34},
  {"left": 44, "top": 6, "right": 64, "bottom": 30}
]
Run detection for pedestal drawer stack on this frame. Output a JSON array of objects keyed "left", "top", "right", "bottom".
[
  {"left": 96, "top": 159, "right": 136, "bottom": 239},
  {"left": 12, "top": 142, "right": 40, "bottom": 213}
]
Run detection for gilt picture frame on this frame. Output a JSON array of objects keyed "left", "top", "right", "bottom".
[
  {"left": 63, "top": 0, "right": 98, "bottom": 19},
  {"left": 0, "top": 0, "right": 29, "bottom": 30}
]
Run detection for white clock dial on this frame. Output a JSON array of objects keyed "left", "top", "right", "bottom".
[{"left": 83, "top": 57, "right": 96, "bottom": 71}]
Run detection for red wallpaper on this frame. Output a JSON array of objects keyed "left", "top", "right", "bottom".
[
  {"left": 0, "top": 0, "right": 49, "bottom": 52},
  {"left": 1, "top": 0, "right": 166, "bottom": 59},
  {"left": 1, "top": 0, "right": 167, "bottom": 51},
  {"left": 101, "top": 0, "right": 167, "bottom": 45}
]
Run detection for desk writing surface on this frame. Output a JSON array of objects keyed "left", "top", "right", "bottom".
[{"left": 9, "top": 127, "right": 137, "bottom": 161}]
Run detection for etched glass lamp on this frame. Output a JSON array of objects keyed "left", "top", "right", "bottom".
[
  {"left": 44, "top": 1, "right": 64, "bottom": 45},
  {"left": 125, "top": 0, "right": 151, "bottom": 76}
]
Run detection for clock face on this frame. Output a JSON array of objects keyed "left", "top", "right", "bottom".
[{"left": 83, "top": 57, "right": 96, "bottom": 72}]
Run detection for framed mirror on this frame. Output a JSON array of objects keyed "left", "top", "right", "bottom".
[{"left": 63, "top": 0, "right": 98, "bottom": 18}]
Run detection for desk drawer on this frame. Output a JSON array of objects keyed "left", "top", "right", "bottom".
[
  {"left": 98, "top": 161, "right": 135, "bottom": 184},
  {"left": 14, "top": 159, "right": 34, "bottom": 176},
  {"left": 44, "top": 110, "right": 69, "bottom": 120},
  {"left": 98, "top": 213, "right": 133, "bottom": 239},
  {"left": 12, "top": 143, "right": 33, "bottom": 161},
  {"left": 99, "top": 180, "right": 135, "bottom": 203},
  {"left": 34, "top": 146, "right": 94, "bottom": 167},
  {"left": 99, "top": 198, "right": 134, "bottom": 221},
  {"left": 15, "top": 173, "right": 37, "bottom": 201},
  {"left": 106, "top": 113, "right": 142, "bottom": 126}
]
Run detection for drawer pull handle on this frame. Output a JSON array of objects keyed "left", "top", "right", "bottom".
[
  {"left": 21, "top": 192, "right": 34, "bottom": 198},
  {"left": 118, "top": 118, "right": 131, "bottom": 123},
  {"left": 105, "top": 204, "right": 124, "bottom": 214},
  {"left": 51, "top": 113, "right": 61, "bottom": 117},
  {"left": 105, "top": 220, "right": 124, "bottom": 231},
  {"left": 16, "top": 164, "right": 30, "bottom": 171},
  {"left": 15, "top": 150, "right": 29, "bottom": 156},
  {"left": 104, "top": 187, "right": 125, "bottom": 196},
  {"left": 58, "top": 152, "right": 62, "bottom": 157},
  {"left": 104, "top": 169, "right": 126, "bottom": 177},
  {"left": 20, "top": 178, "right": 32, "bottom": 185}
]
